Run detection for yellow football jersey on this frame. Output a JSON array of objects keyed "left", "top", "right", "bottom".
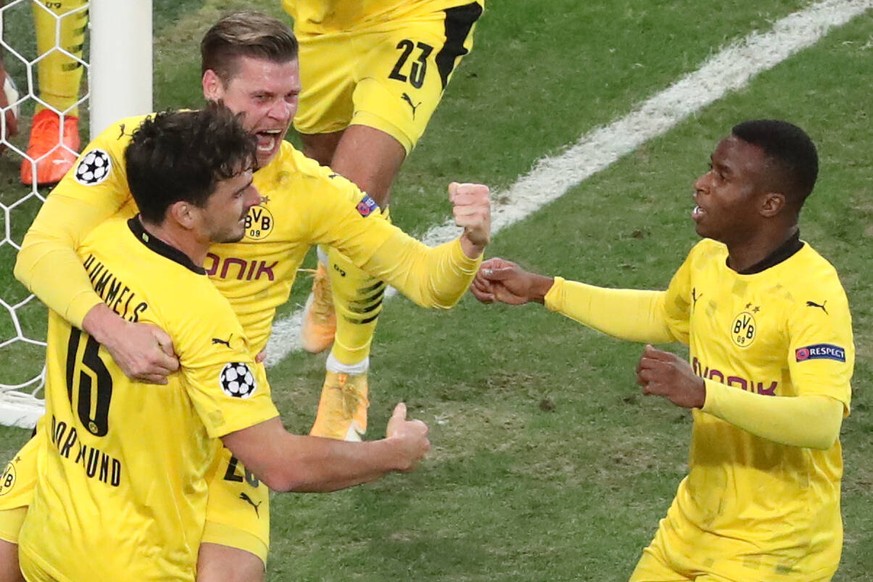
[
  {"left": 18, "top": 218, "right": 279, "bottom": 582},
  {"left": 284, "top": 0, "right": 485, "bottom": 34},
  {"left": 16, "top": 114, "right": 479, "bottom": 354},
  {"left": 658, "top": 238, "right": 853, "bottom": 577}
]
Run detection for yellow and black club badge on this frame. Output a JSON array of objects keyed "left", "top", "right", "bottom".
[
  {"left": 0, "top": 459, "right": 17, "bottom": 496},
  {"left": 245, "top": 205, "right": 274, "bottom": 241},
  {"left": 731, "top": 309, "right": 757, "bottom": 348}
]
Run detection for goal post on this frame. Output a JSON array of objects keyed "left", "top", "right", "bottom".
[
  {"left": 89, "top": 0, "right": 152, "bottom": 137},
  {"left": 0, "top": 0, "right": 153, "bottom": 429}
]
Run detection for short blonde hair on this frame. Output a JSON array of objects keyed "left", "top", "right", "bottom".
[{"left": 201, "top": 11, "right": 298, "bottom": 85}]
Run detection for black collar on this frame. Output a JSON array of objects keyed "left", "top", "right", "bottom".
[
  {"left": 734, "top": 230, "right": 803, "bottom": 275},
  {"left": 127, "top": 217, "right": 206, "bottom": 275}
]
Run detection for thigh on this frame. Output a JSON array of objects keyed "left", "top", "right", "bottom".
[
  {"left": 629, "top": 519, "right": 694, "bottom": 582},
  {"left": 0, "top": 540, "right": 23, "bottom": 582},
  {"left": 197, "top": 542, "right": 264, "bottom": 582},
  {"left": 630, "top": 548, "right": 692, "bottom": 582},
  {"left": 200, "top": 446, "right": 271, "bottom": 567}
]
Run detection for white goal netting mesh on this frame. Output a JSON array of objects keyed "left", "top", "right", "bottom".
[{"left": 0, "top": 0, "right": 90, "bottom": 428}]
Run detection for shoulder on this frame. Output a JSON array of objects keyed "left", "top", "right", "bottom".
[
  {"left": 789, "top": 242, "right": 848, "bottom": 298},
  {"left": 688, "top": 238, "right": 727, "bottom": 261},
  {"left": 256, "top": 142, "right": 364, "bottom": 202},
  {"left": 90, "top": 114, "right": 152, "bottom": 152}
]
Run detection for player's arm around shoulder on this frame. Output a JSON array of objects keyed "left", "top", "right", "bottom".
[
  {"left": 13, "top": 114, "right": 150, "bottom": 326},
  {"left": 221, "top": 403, "right": 430, "bottom": 493}
]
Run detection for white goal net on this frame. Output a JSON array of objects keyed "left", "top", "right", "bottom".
[{"left": 0, "top": 0, "right": 151, "bottom": 429}]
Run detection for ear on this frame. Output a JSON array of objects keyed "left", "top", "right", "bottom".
[
  {"left": 169, "top": 201, "right": 198, "bottom": 230},
  {"left": 202, "top": 69, "right": 224, "bottom": 102},
  {"left": 759, "top": 191, "right": 786, "bottom": 218}
]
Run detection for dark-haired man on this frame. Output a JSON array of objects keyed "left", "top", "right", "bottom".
[
  {"left": 473, "top": 120, "right": 854, "bottom": 580},
  {"left": 16, "top": 107, "right": 430, "bottom": 582}
]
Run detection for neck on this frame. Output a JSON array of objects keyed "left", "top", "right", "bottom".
[
  {"left": 725, "top": 224, "right": 798, "bottom": 273},
  {"left": 139, "top": 217, "right": 209, "bottom": 266}
]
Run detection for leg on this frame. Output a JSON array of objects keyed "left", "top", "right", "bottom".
[
  {"left": 299, "top": 131, "right": 342, "bottom": 167},
  {"left": 197, "top": 543, "right": 264, "bottom": 582},
  {"left": 295, "top": 6, "right": 482, "bottom": 439},
  {"left": 22, "top": 0, "right": 86, "bottom": 185},
  {"left": 307, "top": 127, "right": 402, "bottom": 439},
  {"left": 0, "top": 541, "right": 22, "bottom": 582},
  {"left": 329, "top": 125, "right": 407, "bottom": 207}
]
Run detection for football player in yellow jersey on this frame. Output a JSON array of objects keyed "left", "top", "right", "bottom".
[
  {"left": 17, "top": 106, "right": 431, "bottom": 582},
  {"left": 283, "top": 0, "right": 486, "bottom": 441},
  {"left": 2, "top": 11, "right": 490, "bottom": 582},
  {"left": 472, "top": 120, "right": 854, "bottom": 581}
]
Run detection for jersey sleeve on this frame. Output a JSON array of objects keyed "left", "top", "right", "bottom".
[
  {"left": 302, "top": 170, "right": 481, "bottom": 308},
  {"left": 172, "top": 291, "right": 279, "bottom": 439},
  {"left": 14, "top": 116, "right": 144, "bottom": 327},
  {"left": 785, "top": 270, "right": 853, "bottom": 410},
  {"left": 543, "top": 277, "right": 675, "bottom": 343}
]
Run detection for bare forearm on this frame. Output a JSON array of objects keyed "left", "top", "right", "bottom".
[
  {"left": 273, "top": 434, "right": 403, "bottom": 492},
  {"left": 223, "top": 419, "right": 407, "bottom": 493}
]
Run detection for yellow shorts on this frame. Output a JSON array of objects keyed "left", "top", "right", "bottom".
[
  {"left": 0, "top": 433, "right": 38, "bottom": 544},
  {"left": 201, "top": 445, "right": 271, "bottom": 565},
  {"left": 0, "top": 427, "right": 270, "bottom": 565},
  {"left": 630, "top": 513, "right": 839, "bottom": 582},
  {"left": 292, "top": 2, "right": 483, "bottom": 153}
]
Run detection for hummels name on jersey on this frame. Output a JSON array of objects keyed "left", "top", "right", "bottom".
[{"left": 83, "top": 254, "right": 149, "bottom": 322}]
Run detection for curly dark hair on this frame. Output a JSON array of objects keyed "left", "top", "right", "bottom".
[{"left": 125, "top": 104, "right": 257, "bottom": 223}]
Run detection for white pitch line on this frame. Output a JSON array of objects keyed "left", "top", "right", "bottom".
[{"left": 265, "top": 0, "right": 872, "bottom": 367}]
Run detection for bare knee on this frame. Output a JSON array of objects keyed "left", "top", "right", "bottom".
[
  {"left": 0, "top": 540, "right": 23, "bottom": 582},
  {"left": 197, "top": 543, "right": 264, "bottom": 582}
]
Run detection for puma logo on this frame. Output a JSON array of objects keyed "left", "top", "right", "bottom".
[
  {"left": 117, "top": 123, "right": 134, "bottom": 140},
  {"left": 239, "top": 492, "right": 262, "bottom": 518},
  {"left": 401, "top": 93, "right": 420, "bottom": 118},
  {"left": 806, "top": 300, "right": 828, "bottom": 314},
  {"left": 211, "top": 334, "right": 233, "bottom": 348}
]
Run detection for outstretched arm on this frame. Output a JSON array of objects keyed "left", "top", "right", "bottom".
[
  {"left": 473, "top": 258, "right": 675, "bottom": 344},
  {"left": 222, "top": 403, "right": 430, "bottom": 492}
]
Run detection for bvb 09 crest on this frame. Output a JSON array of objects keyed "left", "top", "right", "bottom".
[
  {"left": 731, "top": 311, "right": 756, "bottom": 348},
  {"left": 245, "top": 205, "right": 274, "bottom": 240},
  {"left": 0, "top": 460, "right": 16, "bottom": 496}
]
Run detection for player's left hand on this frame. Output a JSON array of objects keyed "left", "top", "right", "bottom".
[
  {"left": 449, "top": 182, "right": 490, "bottom": 256},
  {"left": 636, "top": 344, "right": 706, "bottom": 409}
]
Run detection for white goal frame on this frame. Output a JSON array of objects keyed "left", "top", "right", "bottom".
[{"left": 0, "top": 0, "right": 152, "bottom": 428}]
